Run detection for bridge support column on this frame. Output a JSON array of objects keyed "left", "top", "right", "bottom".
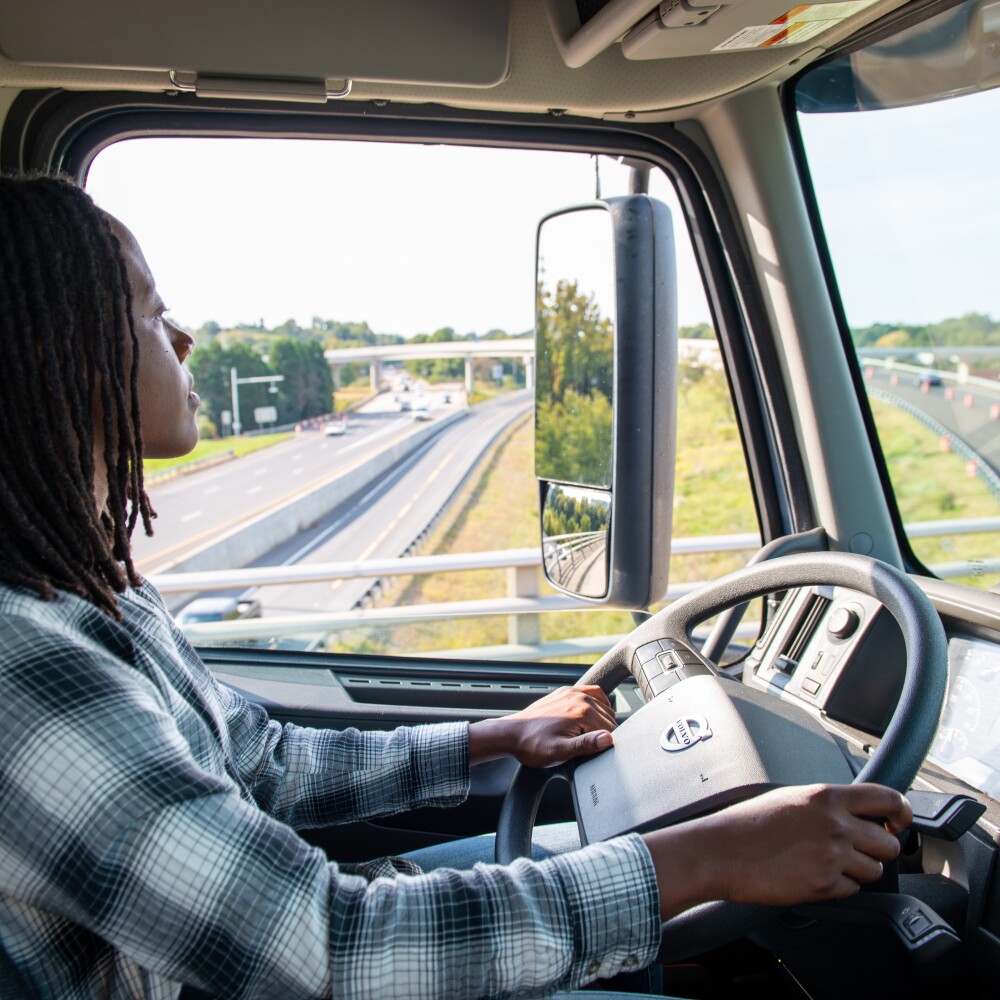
[
  {"left": 331, "top": 365, "right": 341, "bottom": 390},
  {"left": 507, "top": 565, "right": 540, "bottom": 648},
  {"left": 369, "top": 358, "right": 381, "bottom": 391},
  {"left": 525, "top": 355, "right": 535, "bottom": 392},
  {"left": 464, "top": 357, "right": 474, "bottom": 396}
]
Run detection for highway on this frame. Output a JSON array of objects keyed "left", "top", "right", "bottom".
[
  {"left": 151, "top": 387, "right": 533, "bottom": 617},
  {"left": 864, "top": 368, "right": 1000, "bottom": 476},
  {"left": 133, "top": 389, "right": 464, "bottom": 574}
]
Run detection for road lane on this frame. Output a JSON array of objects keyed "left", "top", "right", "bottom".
[
  {"left": 133, "top": 405, "right": 459, "bottom": 572},
  {"left": 246, "top": 391, "right": 532, "bottom": 616},
  {"left": 864, "top": 369, "right": 1000, "bottom": 475}
]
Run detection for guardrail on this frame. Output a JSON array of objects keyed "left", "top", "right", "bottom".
[{"left": 158, "top": 517, "right": 1000, "bottom": 656}]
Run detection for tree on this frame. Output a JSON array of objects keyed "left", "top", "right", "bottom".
[
  {"left": 188, "top": 341, "right": 273, "bottom": 434},
  {"left": 534, "top": 280, "right": 614, "bottom": 486},
  {"left": 269, "top": 338, "right": 335, "bottom": 422}
]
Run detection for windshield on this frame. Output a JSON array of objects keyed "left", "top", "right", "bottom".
[
  {"left": 794, "top": 0, "right": 1000, "bottom": 591},
  {"left": 87, "top": 139, "right": 757, "bottom": 657}
]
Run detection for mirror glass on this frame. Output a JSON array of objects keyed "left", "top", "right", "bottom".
[
  {"left": 534, "top": 207, "right": 616, "bottom": 489},
  {"left": 541, "top": 484, "right": 610, "bottom": 599}
]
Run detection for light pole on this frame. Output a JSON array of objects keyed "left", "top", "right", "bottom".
[{"left": 230, "top": 368, "right": 284, "bottom": 436}]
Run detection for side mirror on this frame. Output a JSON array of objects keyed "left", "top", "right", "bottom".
[{"left": 535, "top": 196, "right": 677, "bottom": 609}]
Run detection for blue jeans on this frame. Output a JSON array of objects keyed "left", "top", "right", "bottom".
[{"left": 401, "top": 821, "right": 581, "bottom": 870}]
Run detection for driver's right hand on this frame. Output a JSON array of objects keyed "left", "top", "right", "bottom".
[{"left": 641, "top": 783, "right": 912, "bottom": 921}]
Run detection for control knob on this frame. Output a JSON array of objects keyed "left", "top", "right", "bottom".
[{"left": 827, "top": 606, "right": 860, "bottom": 640}]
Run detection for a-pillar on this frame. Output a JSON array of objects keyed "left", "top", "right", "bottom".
[
  {"left": 369, "top": 358, "right": 381, "bottom": 391},
  {"left": 464, "top": 357, "right": 474, "bottom": 395}
]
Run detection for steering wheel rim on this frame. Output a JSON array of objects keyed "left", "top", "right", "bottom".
[{"left": 496, "top": 552, "right": 947, "bottom": 958}]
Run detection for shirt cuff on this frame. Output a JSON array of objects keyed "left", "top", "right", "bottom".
[
  {"left": 543, "top": 833, "right": 661, "bottom": 987},
  {"left": 410, "top": 721, "right": 471, "bottom": 806}
]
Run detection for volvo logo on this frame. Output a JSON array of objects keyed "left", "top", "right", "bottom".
[{"left": 660, "top": 715, "right": 713, "bottom": 752}]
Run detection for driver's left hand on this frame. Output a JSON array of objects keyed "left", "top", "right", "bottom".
[{"left": 468, "top": 685, "right": 616, "bottom": 767}]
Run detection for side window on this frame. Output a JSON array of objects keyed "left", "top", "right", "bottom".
[
  {"left": 793, "top": 0, "right": 1000, "bottom": 591},
  {"left": 87, "top": 139, "right": 758, "bottom": 660}
]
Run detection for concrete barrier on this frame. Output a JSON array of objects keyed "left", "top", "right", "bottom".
[{"left": 155, "top": 408, "right": 470, "bottom": 580}]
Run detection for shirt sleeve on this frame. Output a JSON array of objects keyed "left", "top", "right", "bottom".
[
  {"left": 0, "top": 618, "right": 661, "bottom": 998},
  {"left": 216, "top": 680, "right": 471, "bottom": 828}
]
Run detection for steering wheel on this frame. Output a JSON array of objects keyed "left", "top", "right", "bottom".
[{"left": 495, "top": 552, "right": 947, "bottom": 960}]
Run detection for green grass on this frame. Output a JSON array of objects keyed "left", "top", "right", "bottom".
[
  {"left": 324, "top": 373, "right": 1000, "bottom": 656},
  {"left": 143, "top": 433, "right": 292, "bottom": 475},
  {"left": 331, "top": 374, "right": 760, "bottom": 659},
  {"left": 869, "top": 396, "right": 1000, "bottom": 588}
]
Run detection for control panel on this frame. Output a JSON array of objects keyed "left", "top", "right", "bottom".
[{"left": 742, "top": 585, "right": 885, "bottom": 709}]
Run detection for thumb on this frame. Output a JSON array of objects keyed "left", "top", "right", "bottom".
[{"left": 561, "top": 729, "right": 614, "bottom": 760}]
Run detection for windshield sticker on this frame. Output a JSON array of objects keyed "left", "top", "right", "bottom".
[{"left": 714, "top": 1, "right": 879, "bottom": 50}]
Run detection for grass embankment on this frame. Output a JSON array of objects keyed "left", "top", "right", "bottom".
[
  {"left": 334, "top": 385, "right": 377, "bottom": 412},
  {"left": 343, "top": 374, "right": 759, "bottom": 658},
  {"left": 869, "top": 397, "right": 1000, "bottom": 588},
  {"left": 143, "top": 433, "right": 292, "bottom": 477},
  {"left": 330, "top": 373, "right": 1000, "bottom": 657}
]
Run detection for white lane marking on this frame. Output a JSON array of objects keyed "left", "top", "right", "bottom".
[
  {"left": 248, "top": 485, "right": 263, "bottom": 495},
  {"left": 353, "top": 448, "right": 457, "bottom": 561},
  {"left": 293, "top": 467, "right": 304, "bottom": 475},
  {"left": 180, "top": 510, "right": 203, "bottom": 523},
  {"left": 282, "top": 433, "right": 440, "bottom": 565},
  {"left": 339, "top": 418, "right": 410, "bottom": 455},
  {"left": 203, "top": 486, "right": 222, "bottom": 496},
  {"left": 254, "top": 467, "right": 268, "bottom": 476}
]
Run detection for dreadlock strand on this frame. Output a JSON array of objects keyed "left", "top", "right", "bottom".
[{"left": 0, "top": 175, "right": 151, "bottom": 616}]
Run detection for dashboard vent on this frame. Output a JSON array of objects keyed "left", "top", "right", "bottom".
[{"left": 780, "top": 592, "right": 831, "bottom": 666}]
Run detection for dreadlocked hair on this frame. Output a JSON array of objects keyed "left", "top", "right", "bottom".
[{"left": 0, "top": 174, "right": 156, "bottom": 618}]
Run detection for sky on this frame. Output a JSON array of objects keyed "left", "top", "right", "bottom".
[
  {"left": 797, "top": 85, "right": 1000, "bottom": 329},
  {"left": 85, "top": 83, "right": 999, "bottom": 341},
  {"left": 86, "top": 139, "right": 710, "bottom": 339}
]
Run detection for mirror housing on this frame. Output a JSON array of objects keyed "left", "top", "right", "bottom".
[{"left": 535, "top": 195, "right": 677, "bottom": 609}]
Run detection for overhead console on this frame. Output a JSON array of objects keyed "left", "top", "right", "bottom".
[
  {"left": 743, "top": 583, "right": 906, "bottom": 735},
  {"left": 544, "top": 0, "right": 898, "bottom": 64}
]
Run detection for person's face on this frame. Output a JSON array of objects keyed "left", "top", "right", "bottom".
[{"left": 107, "top": 216, "right": 200, "bottom": 459}]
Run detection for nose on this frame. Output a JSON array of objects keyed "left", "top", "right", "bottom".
[{"left": 167, "top": 319, "right": 194, "bottom": 362}]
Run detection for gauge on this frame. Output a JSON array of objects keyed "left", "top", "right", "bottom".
[
  {"left": 931, "top": 726, "right": 969, "bottom": 764},
  {"left": 944, "top": 675, "right": 981, "bottom": 735}
]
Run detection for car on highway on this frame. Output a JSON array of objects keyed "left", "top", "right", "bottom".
[
  {"left": 4, "top": 1, "right": 1000, "bottom": 997},
  {"left": 323, "top": 420, "right": 347, "bottom": 436},
  {"left": 175, "top": 596, "right": 263, "bottom": 625}
]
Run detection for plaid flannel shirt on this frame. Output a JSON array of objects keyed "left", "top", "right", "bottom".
[{"left": 0, "top": 581, "right": 659, "bottom": 998}]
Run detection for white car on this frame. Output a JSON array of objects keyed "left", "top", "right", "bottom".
[
  {"left": 175, "top": 597, "right": 262, "bottom": 625},
  {"left": 324, "top": 421, "right": 346, "bottom": 436}
]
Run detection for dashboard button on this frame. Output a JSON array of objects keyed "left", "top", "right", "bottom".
[
  {"left": 802, "top": 677, "right": 821, "bottom": 695},
  {"left": 827, "top": 606, "right": 860, "bottom": 640}
]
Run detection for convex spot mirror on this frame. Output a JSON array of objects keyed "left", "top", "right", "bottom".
[{"left": 535, "top": 196, "right": 678, "bottom": 608}]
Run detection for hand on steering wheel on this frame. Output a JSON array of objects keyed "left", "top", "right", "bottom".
[{"left": 496, "top": 552, "right": 946, "bottom": 959}]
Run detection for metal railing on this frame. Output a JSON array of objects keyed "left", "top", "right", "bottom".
[{"left": 157, "top": 517, "right": 1000, "bottom": 655}]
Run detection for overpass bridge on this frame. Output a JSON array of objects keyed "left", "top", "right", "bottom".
[
  {"left": 325, "top": 339, "right": 535, "bottom": 393},
  {"left": 323, "top": 336, "right": 725, "bottom": 393}
]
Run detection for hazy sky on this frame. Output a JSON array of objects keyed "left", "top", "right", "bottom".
[
  {"left": 798, "top": 85, "right": 1000, "bottom": 328},
  {"left": 87, "top": 139, "right": 710, "bottom": 338},
  {"left": 86, "top": 84, "right": 998, "bottom": 341}
]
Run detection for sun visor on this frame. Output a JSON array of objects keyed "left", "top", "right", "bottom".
[{"left": 0, "top": 0, "right": 511, "bottom": 89}]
